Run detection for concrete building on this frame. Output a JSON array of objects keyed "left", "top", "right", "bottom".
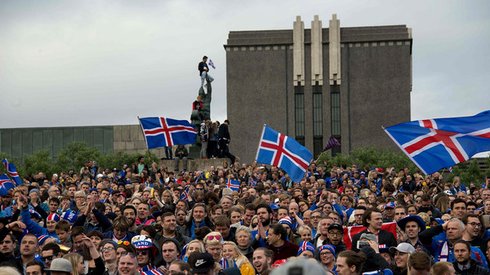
[
  {"left": 224, "top": 14, "right": 412, "bottom": 163},
  {"left": 0, "top": 125, "right": 147, "bottom": 159}
]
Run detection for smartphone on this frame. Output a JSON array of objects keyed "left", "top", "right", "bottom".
[{"left": 357, "top": 241, "right": 370, "bottom": 250}]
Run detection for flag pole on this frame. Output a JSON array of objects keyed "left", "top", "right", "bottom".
[
  {"left": 137, "top": 116, "right": 151, "bottom": 150},
  {"left": 254, "top": 124, "right": 267, "bottom": 163}
]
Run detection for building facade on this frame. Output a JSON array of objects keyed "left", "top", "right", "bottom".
[
  {"left": 0, "top": 125, "right": 156, "bottom": 161},
  {"left": 224, "top": 14, "right": 412, "bottom": 163}
]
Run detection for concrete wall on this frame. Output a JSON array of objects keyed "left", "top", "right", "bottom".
[
  {"left": 225, "top": 18, "right": 412, "bottom": 163},
  {"left": 0, "top": 126, "right": 113, "bottom": 161},
  {"left": 226, "top": 32, "right": 292, "bottom": 164},
  {"left": 113, "top": 124, "right": 166, "bottom": 157}
]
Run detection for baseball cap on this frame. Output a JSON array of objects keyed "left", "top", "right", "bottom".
[
  {"left": 47, "top": 258, "right": 73, "bottom": 273},
  {"left": 189, "top": 252, "right": 215, "bottom": 274},
  {"left": 385, "top": 202, "right": 396, "bottom": 209},
  {"left": 328, "top": 223, "right": 343, "bottom": 232},
  {"left": 389, "top": 243, "right": 416, "bottom": 254}
]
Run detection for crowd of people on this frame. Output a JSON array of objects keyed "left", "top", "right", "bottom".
[{"left": 0, "top": 157, "right": 490, "bottom": 275}]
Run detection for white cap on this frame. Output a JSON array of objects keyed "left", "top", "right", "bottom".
[{"left": 389, "top": 243, "right": 416, "bottom": 254}]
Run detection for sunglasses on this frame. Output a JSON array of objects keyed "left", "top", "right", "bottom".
[
  {"left": 136, "top": 250, "right": 149, "bottom": 255},
  {"left": 42, "top": 255, "right": 54, "bottom": 261},
  {"left": 207, "top": 235, "right": 222, "bottom": 241}
]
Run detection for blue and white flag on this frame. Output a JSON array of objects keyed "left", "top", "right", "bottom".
[
  {"left": 179, "top": 185, "right": 190, "bottom": 201},
  {"left": 256, "top": 125, "right": 312, "bottom": 183},
  {"left": 208, "top": 59, "right": 215, "bottom": 69},
  {"left": 139, "top": 117, "right": 197, "bottom": 149},
  {"left": 2, "top": 159, "right": 22, "bottom": 185},
  {"left": 0, "top": 174, "right": 15, "bottom": 196},
  {"left": 226, "top": 179, "right": 240, "bottom": 192},
  {"left": 384, "top": 110, "right": 490, "bottom": 175}
]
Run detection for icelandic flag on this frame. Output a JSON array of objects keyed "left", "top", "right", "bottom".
[
  {"left": 139, "top": 117, "right": 197, "bottom": 149},
  {"left": 226, "top": 179, "right": 240, "bottom": 192},
  {"left": 0, "top": 174, "right": 15, "bottom": 196},
  {"left": 256, "top": 125, "right": 313, "bottom": 183},
  {"left": 179, "top": 185, "right": 190, "bottom": 201},
  {"left": 2, "top": 159, "right": 22, "bottom": 185},
  {"left": 384, "top": 110, "right": 490, "bottom": 175}
]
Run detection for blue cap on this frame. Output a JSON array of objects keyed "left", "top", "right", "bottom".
[
  {"left": 61, "top": 210, "right": 78, "bottom": 224},
  {"left": 297, "top": 241, "right": 315, "bottom": 256}
]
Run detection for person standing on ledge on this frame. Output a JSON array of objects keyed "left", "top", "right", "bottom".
[
  {"left": 198, "top": 56, "right": 214, "bottom": 90},
  {"left": 218, "top": 119, "right": 236, "bottom": 165}
]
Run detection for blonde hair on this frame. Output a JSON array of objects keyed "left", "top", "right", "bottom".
[
  {"left": 203, "top": 231, "right": 223, "bottom": 246},
  {"left": 185, "top": 240, "right": 205, "bottom": 257},
  {"left": 297, "top": 225, "right": 312, "bottom": 234},
  {"left": 74, "top": 190, "right": 86, "bottom": 198},
  {"left": 223, "top": 241, "right": 251, "bottom": 268},
  {"left": 63, "top": 253, "right": 83, "bottom": 275}
]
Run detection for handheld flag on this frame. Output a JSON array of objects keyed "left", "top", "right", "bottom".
[
  {"left": 384, "top": 110, "right": 490, "bottom": 175},
  {"left": 0, "top": 174, "right": 15, "bottom": 196},
  {"left": 256, "top": 125, "right": 312, "bottom": 183},
  {"left": 179, "top": 185, "right": 190, "bottom": 201},
  {"left": 323, "top": 136, "right": 341, "bottom": 151},
  {"left": 139, "top": 117, "right": 197, "bottom": 149},
  {"left": 208, "top": 59, "right": 215, "bottom": 69},
  {"left": 2, "top": 159, "right": 22, "bottom": 185},
  {"left": 226, "top": 179, "right": 240, "bottom": 192}
]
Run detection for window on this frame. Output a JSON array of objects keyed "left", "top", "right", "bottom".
[
  {"left": 331, "top": 92, "right": 341, "bottom": 136},
  {"left": 295, "top": 86, "right": 305, "bottom": 143},
  {"left": 331, "top": 86, "right": 341, "bottom": 156},
  {"left": 313, "top": 85, "right": 323, "bottom": 157}
]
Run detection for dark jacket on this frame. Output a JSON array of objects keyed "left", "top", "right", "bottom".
[
  {"left": 351, "top": 229, "right": 397, "bottom": 252},
  {"left": 389, "top": 264, "right": 408, "bottom": 275},
  {"left": 360, "top": 246, "right": 390, "bottom": 273},
  {"left": 87, "top": 257, "right": 105, "bottom": 275},
  {"left": 0, "top": 253, "right": 22, "bottom": 273},
  {"left": 454, "top": 259, "right": 490, "bottom": 275},
  {"left": 218, "top": 123, "right": 230, "bottom": 141},
  {"left": 73, "top": 208, "right": 112, "bottom": 233},
  {"left": 198, "top": 61, "right": 208, "bottom": 75}
]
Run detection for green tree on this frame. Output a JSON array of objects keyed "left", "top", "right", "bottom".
[
  {"left": 317, "top": 147, "right": 417, "bottom": 172},
  {"left": 23, "top": 150, "right": 55, "bottom": 177},
  {"left": 55, "top": 142, "right": 101, "bottom": 172}
]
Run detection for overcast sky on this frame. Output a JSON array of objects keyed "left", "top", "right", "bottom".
[{"left": 1, "top": 0, "right": 489, "bottom": 130}]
